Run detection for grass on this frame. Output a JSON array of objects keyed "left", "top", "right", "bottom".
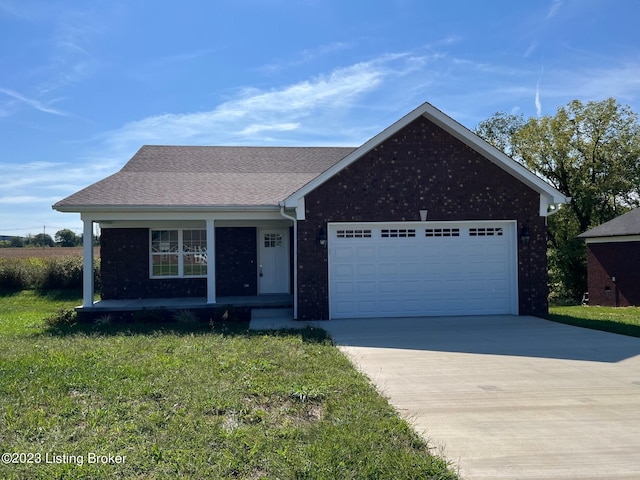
[
  {"left": 548, "top": 305, "right": 640, "bottom": 338},
  {"left": 0, "top": 290, "right": 457, "bottom": 479}
]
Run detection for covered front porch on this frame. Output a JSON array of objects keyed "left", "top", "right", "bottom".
[{"left": 78, "top": 209, "right": 299, "bottom": 318}]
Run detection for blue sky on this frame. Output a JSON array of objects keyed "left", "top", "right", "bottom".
[{"left": 1, "top": 0, "right": 639, "bottom": 238}]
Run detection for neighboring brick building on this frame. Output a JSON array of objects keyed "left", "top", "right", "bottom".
[
  {"left": 53, "top": 102, "right": 568, "bottom": 319},
  {"left": 579, "top": 208, "right": 640, "bottom": 307}
]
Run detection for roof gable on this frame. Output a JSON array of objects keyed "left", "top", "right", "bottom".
[
  {"left": 579, "top": 208, "right": 640, "bottom": 238},
  {"left": 283, "top": 102, "right": 569, "bottom": 216}
]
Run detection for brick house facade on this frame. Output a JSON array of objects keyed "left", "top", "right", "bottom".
[
  {"left": 296, "top": 116, "right": 548, "bottom": 319},
  {"left": 53, "top": 102, "right": 567, "bottom": 318},
  {"left": 580, "top": 208, "right": 640, "bottom": 307}
]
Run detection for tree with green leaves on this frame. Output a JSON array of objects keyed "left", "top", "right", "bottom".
[
  {"left": 475, "top": 98, "right": 640, "bottom": 300},
  {"left": 55, "top": 228, "right": 80, "bottom": 247},
  {"left": 9, "top": 236, "right": 24, "bottom": 248},
  {"left": 31, "top": 233, "right": 55, "bottom": 248}
]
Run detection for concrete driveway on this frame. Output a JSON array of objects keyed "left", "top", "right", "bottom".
[{"left": 318, "top": 315, "right": 640, "bottom": 480}]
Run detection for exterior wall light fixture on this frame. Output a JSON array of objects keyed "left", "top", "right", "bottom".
[
  {"left": 520, "top": 223, "right": 531, "bottom": 246},
  {"left": 316, "top": 227, "right": 327, "bottom": 248}
]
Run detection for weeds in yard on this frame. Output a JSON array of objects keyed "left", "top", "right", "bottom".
[
  {"left": 94, "top": 314, "right": 113, "bottom": 326},
  {"left": 289, "top": 382, "right": 327, "bottom": 403},
  {"left": 43, "top": 308, "right": 77, "bottom": 328},
  {"left": 171, "top": 309, "right": 198, "bottom": 325}
]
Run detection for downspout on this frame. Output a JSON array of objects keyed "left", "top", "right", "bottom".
[{"left": 279, "top": 203, "right": 298, "bottom": 319}]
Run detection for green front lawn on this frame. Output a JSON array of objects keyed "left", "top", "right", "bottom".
[
  {"left": 548, "top": 305, "right": 640, "bottom": 338},
  {"left": 0, "top": 290, "right": 457, "bottom": 479}
]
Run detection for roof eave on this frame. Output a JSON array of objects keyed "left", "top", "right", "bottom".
[{"left": 52, "top": 204, "right": 281, "bottom": 213}]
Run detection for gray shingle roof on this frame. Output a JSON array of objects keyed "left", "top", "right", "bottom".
[
  {"left": 579, "top": 208, "right": 640, "bottom": 238},
  {"left": 53, "top": 145, "right": 355, "bottom": 209}
]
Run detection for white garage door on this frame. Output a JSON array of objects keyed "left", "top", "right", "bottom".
[{"left": 329, "top": 221, "right": 518, "bottom": 318}]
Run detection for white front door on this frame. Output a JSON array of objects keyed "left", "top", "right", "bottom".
[{"left": 258, "top": 228, "right": 290, "bottom": 294}]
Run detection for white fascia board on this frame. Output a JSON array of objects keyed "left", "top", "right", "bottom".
[
  {"left": 584, "top": 235, "right": 640, "bottom": 244},
  {"left": 539, "top": 194, "right": 566, "bottom": 217},
  {"left": 296, "top": 197, "right": 306, "bottom": 220},
  {"left": 79, "top": 206, "right": 284, "bottom": 223},
  {"left": 284, "top": 102, "right": 569, "bottom": 215},
  {"left": 66, "top": 204, "right": 279, "bottom": 214}
]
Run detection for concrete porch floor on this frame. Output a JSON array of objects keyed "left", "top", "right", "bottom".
[{"left": 76, "top": 294, "right": 293, "bottom": 312}]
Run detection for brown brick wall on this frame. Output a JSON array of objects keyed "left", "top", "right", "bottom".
[
  {"left": 587, "top": 242, "right": 640, "bottom": 307},
  {"left": 101, "top": 227, "right": 258, "bottom": 299},
  {"left": 215, "top": 227, "right": 257, "bottom": 296},
  {"left": 297, "top": 115, "right": 549, "bottom": 319}
]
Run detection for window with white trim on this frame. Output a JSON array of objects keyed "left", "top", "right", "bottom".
[
  {"left": 263, "top": 233, "right": 283, "bottom": 248},
  {"left": 381, "top": 228, "right": 416, "bottom": 238},
  {"left": 336, "top": 229, "right": 372, "bottom": 238},
  {"left": 425, "top": 228, "right": 460, "bottom": 237},
  {"left": 469, "top": 227, "right": 503, "bottom": 237},
  {"left": 150, "top": 229, "right": 207, "bottom": 278}
]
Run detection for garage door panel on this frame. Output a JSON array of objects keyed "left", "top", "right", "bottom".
[
  {"left": 356, "top": 300, "right": 378, "bottom": 313},
  {"left": 380, "top": 300, "right": 400, "bottom": 313},
  {"left": 399, "top": 245, "right": 422, "bottom": 257},
  {"left": 398, "top": 262, "right": 421, "bottom": 275},
  {"left": 465, "top": 261, "right": 486, "bottom": 274},
  {"left": 356, "top": 263, "right": 376, "bottom": 276},
  {"left": 334, "top": 246, "right": 356, "bottom": 259},
  {"left": 335, "top": 281, "right": 354, "bottom": 294},
  {"left": 400, "top": 280, "right": 421, "bottom": 293},
  {"left": 485, "top": 244, "right": 507, "bottom": 255},
  {"left": 379, "top": 263, "right": 397, "bottom": 275},
  {"left": 379, "top": 281, "right": 398, "bottom": 293},
  {"left": 486, "top": 263, "right": 507, "bottom": 274},
  {"left": 330, "top": 222, "right": 517, "bottom": 318},
  {"left": 357, "top": 247, "right": 376, "bottom": 258},
  {"left": 378, "top": 246, "right": 399, "bottom": 257},
  {"left": 357, "top": 281, "right": 377, "bottom": 294},
  {"left": 334, "top": 301, "right": 355, "bottom": 315},
  {"left": 333, "top": 264, "right": 354, "bottom": 277}
]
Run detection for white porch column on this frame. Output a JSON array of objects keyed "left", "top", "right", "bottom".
[
  {"left": 82, "top": 219, "right": 94, "bottom": 307},
  {"left": 206, "top": 219, "right": 216, "bottom": 304}
]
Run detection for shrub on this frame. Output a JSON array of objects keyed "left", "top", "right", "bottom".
[
  {"left": 0, "top": 255, "right": 100, "bottom": 291},
  {"left": 0, "top": 259, "right": 29, "bottom": 290},
  {"left": 40, "top": 257, "right": 83, "bottom": 290},
  {"left": 44, "top": 308, "right": 78, "bottom": 328},
  {"left": 0, "top": 258, "right": 44, "bottom": 290}
]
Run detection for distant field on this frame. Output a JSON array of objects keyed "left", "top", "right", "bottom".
[{"left": 0, "top": 247, "right": 99, "bottom": 259}]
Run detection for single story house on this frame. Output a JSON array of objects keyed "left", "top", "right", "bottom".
[
  {"left": 578, "top": 208, "right": 640, "bottom": 307},
  {"left": 53, "top": 102, "right": 568, "bottom": 319}
]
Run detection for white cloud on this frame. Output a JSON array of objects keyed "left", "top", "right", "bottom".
[
  {"left": 239, "top": 123, "right": 300, "bottom": 136},
  {"left": 0, "top": 195, "right": 60, "bottom": 205},
  {"left": 258, "top": 42, "right": 354, "bottom": 74},
  {"left": 547, "top": 0, "right": 563, "bottom": 18},
  {"left": 99, "top": 57, "right": 397, "bottom": 153},
  {"left": 524, "top": 42, "right": 538, "bottom": 59},
  {"left": 535, "top": 82, "right": 542, "bottom": 117},
  {"left": 0, "top": 87, "right": 71, "bottom": 116}
]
